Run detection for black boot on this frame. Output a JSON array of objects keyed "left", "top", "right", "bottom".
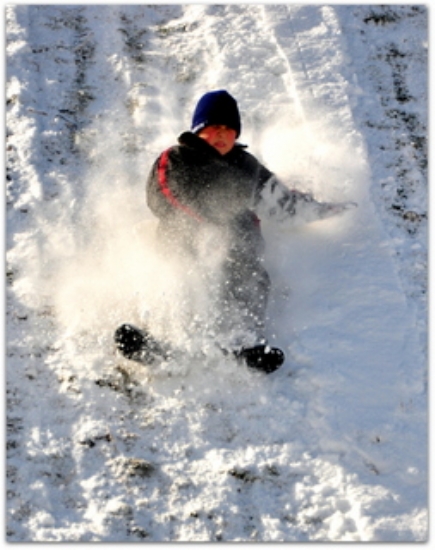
[
  {"left": 114, "top": 324, "right": 168, "bottom": 364},
  {"left": 235, "top": 345, "right": 284, "bottom": 374}
]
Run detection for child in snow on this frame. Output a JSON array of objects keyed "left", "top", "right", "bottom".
[{"left": 115, "top": 90, "right": 355, "bottom": 373}]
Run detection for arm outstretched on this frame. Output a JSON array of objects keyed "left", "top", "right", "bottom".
[{"left": 256, "top": 175, "right": 357, "bottom": 225}]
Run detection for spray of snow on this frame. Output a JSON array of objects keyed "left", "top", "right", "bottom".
[{"left": 36, "top": 94, "right": 367, "bottom": 361}]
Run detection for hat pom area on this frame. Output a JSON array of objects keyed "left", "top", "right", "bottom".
[{"left": 191, "top": 90, "right": 241, "bottom": 137}]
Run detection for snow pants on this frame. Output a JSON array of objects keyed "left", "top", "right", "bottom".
[
  {"left": 217, "top": 212, "right": 270, "bottom": 346},
  {"left": 155, "top": 210, "right": 271, "bottom": 348}
]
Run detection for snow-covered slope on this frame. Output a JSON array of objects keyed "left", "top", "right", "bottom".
[{"left": 6, "top": 4, "right": 428, "bottom": 542}]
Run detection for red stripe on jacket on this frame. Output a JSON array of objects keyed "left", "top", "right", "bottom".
[{"left": 157, "top": 148, "right": 203, "bottom": 222}]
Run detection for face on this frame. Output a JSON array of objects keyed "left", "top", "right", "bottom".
[{"left": 198, "top": 125, "right": 237, "bottom": 155}]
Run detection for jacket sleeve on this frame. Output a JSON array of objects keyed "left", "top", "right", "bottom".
[
  {"left": 146, "top": 148, "right": 203, "bottom": 223},
  {"left": 146, "top": 155, "right": 172, "bottom": 220},
  {"left": 255, "top": 174, "right": 357, "bottom": 226}
]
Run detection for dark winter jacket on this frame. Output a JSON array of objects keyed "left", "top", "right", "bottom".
[{"left": 146, "top": 131, "right": 345, "bottom": 257}]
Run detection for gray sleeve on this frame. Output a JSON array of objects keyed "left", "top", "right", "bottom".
[{"left": 255, "top": 175, "right": 356, "bottom": 225}]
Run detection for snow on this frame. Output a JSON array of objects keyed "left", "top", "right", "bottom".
[{"left": 5, "top": 2, "right": 428, "bottom": 543}]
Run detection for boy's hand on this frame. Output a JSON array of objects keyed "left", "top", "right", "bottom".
[{"left": 318, "top": 201, "right": 358, "bottom": 219}]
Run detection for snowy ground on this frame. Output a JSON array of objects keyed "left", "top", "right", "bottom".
[{"left": 5, "top": 3, "right": 428, "bottom": 543}]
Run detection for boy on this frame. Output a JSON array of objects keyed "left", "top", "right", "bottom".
[{"left": 115, "top": 90, "right": 355, "bottom": 373}]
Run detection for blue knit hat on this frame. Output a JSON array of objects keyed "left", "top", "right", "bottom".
[{"left": 191, "top": 90, "right": 241, "bottom": 138}]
